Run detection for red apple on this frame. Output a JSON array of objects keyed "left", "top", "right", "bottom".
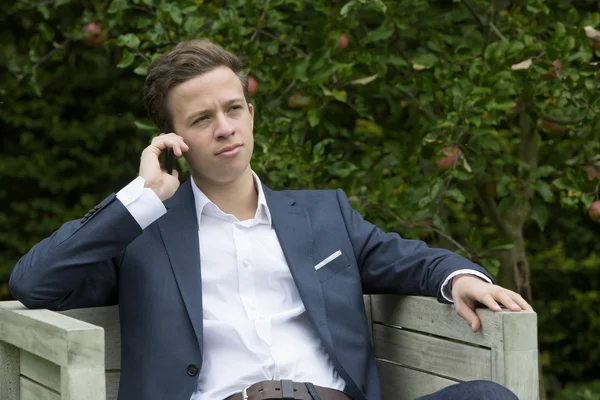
[
  {"left": 541, "top": 119, "right": 566, "bottom": 135},
  {"left": 543, "top": 59, "right": 562, "bottom": 80},
  {"left": 287, "top": 93, "right": 314, "bottom": 109},
  {"left": 247, "top": 76, "right": 258, "bottom": 96},
  {"left": 81, "top": 22, "right": 107, "bottom": 46},
  {"left": 588, "top": 200, "right": 600, "bottom": 222},
  {"left": 584, "top": 166, "right": 599, "bottom": 180},
  {"left": 337, "top": 34, "right": 349, "bottom": 50},
  {"left": 436, "top": 146, "right": 463, "bottom": 171}
]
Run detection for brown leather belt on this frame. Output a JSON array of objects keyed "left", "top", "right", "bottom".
[{"left": 225, "top": 380, "right": 351, "bottom": 400}]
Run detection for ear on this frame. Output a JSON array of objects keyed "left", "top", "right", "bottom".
[{"left": 248, "top": 103, "right": 255, "bottom": 130}]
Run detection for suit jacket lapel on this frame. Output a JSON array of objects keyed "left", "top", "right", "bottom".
[
  {"left": 264, "top": 187, "right": 365, "bottom": 398},
  {"left": 157, "top": 179, "right": 204, "bottom": 357},
  {"left": 263, "top": 186, "right": 334, "bottom": 351}
]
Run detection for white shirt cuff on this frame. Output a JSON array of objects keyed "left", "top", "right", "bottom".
[
  {"left": 441, "top": 269, "right": 493, "bottom": 303},
  {"left": 116, "top": 177, "right": 167, "bottom": 230}
]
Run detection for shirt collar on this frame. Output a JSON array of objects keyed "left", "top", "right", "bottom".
[{"left": 190, "top": 171, "right": 272, "bottom": 228}]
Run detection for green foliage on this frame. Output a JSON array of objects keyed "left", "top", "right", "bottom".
[
  {"left": 552, "top": 380, "right": 600, "bottom": 400},
  {"left": 1, "top": 0, "right": 600, "bottom": 390}
]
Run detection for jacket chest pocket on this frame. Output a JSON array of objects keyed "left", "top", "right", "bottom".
[{"left": 315, "top": 251, "right": 351, "bottom": 282}]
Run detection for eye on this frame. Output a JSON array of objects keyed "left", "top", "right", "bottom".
[
  {"left": 228, "top": 105, "right": 242, "bottom": 112},
  {"left": 193, "top": 116, "right": 209, "bottom": 125}
]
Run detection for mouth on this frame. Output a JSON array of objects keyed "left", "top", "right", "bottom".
[{"left": 215, "top": 143, "right": 243, "bottom": 157}]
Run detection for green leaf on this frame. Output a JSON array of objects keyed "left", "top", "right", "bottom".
[
  {"left": 445, "top": 188, "right": 466, "bottom": 203},
  {"left": 108, "top": 0, "right": 129, "bottom": 14},
  {"left": 480, "top": 258, "right": 500, "bottom": 277},
  {"left": 498, "top": 197, "right": 514, "bottom": 216},
  {"left": 340, "top": 0, "right": 358, "bottom": 17},
  {"left": 466, "top": 228, "right": 482, "bottom": 249},
  {"left": 488, "top": 243, "right": 515, "bottom": 251},
  {"left": 340, "top": 0, "right": 386, "bottom": 18},
  {"left": 134, "top": 120, "right": 156, "bottom": 131},
  {"left": 507, "top": 40, "right": 525, "bottom": 55},
  {"left": 567, "top": 8, "right": 579, "bottom": 24},
  {"left": 492, "top": 101, "right": 517, "bottom": 111},
  {"left": 266, "top": 41, "right": 279, "bottom": 55},
  {"left": 162, "top": 3, "right": 183, "bottom": 25},
  {"left": 117, "top": 34, "right": 141, "bottom": 49},
  {"left": 411, "top": 53, "right": 438, "bottom": 70},
  {"left": 418, "top": 196, "right": 432, "bottom": 208},
  {"left": 487, "top": 238, "right": 515, "bottom": 251},
  {"left": 383, "top": 56, "right": 408, "bottom": 67},
  {"left": 350, "top": 74, "right": 378, "bottom": 85},
  {"left": 552, "top": 178, "right": 570, "bottom": 190},
  {"left": 354, "top": 119, "right": 382, "bottom": 136},
  {"left": 117, "top": 50, "right": 136, "bottom": 68},
  {"left": 555, "top": 22, "right": 566, "bottom": 37},
  {"left": 532, "top": 166, "right": 556, "bottom": 178},
  {"left": 534, "top": 181, "right": 554, "bottom": 203},
  {"left": 430, "top": 179, "right": 443, "bottom": 199},
  {"left": 323, "top": 88, "right": 347, "bottom": 103},
  {"left": 134, "top": 64, "right": 148, "bottom": 76},
  {"left": 364, "top": 23, "right": 394, "bottom": 43},
  {"left": 308, "top": 108, "right": 320, "bottom": 128},
  {"left": 531, "top": 198, "right": 549, "bottom": 231}
]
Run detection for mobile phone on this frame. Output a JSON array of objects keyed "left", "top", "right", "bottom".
[{"left": 164, "top": 148, "right": 174, "bottom": 174}]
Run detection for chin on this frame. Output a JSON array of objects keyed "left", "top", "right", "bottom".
[{"left": 195, "top": 164, "right": 251, "bottom": 185}]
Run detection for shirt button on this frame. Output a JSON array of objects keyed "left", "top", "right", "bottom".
[
  {"left": 243, "top": 260, "right": 250, "bottom": 268},
  {"left": 187, "top": 364, "right": 199, "bottom": 376}
]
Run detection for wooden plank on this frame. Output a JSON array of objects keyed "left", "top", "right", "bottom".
[
  {"left": 0, "top": 341, "right": 20, "bottom": 400},
  {"left": 363, "top": 295, "right": 373, "bottom": 344},
  {"left": 501, "top": 312, "right": 539, "bottom": 400},
  {"left": 377, "top": 359, "right": 458, "bottom": 400},
  {"left": 20, "top": 350, "right": 61, "bottom": 393},
  {"left": 371, "top": 295, "right": 505, "bottom": 347},
  {"left": 60, "top": 306, "right": 121, "bottom": 370},
  {"left": 20, "top": 376, "right": 60, "bottom": 400},
  {"left": 106, "top": 371, "right": 120, "bottom": 400},
  {"left": 61, "top": 366, "right": 106, "bottom": 400},
  {"left": 373, "top": 324, "right": 492, "bottom": 382},
  {"left": 0, "top": 301, "right": 104, "bottom": 368}
]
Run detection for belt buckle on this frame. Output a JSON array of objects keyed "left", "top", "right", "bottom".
[{"left": 242, "top": 385, "right": 250, "bottom": 400}]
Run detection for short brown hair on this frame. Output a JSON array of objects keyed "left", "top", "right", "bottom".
[{"left": 143, "top": 39, "right": 248, "bottom": 133}]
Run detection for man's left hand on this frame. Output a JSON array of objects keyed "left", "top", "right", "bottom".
[{"left": 451, "top": 274, "right": 534, "bottom": 332}]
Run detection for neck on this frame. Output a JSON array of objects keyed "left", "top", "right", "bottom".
[{"left": 192, "top": 167, "right": 258, "bottom": 221}]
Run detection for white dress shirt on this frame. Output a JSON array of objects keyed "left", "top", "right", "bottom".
[{"left": 116, "top": 172, "right": 491, "bottom": 399}]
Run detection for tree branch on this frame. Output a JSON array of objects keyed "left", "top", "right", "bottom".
[
  {"left": 397, "top": 87, "right": 440, "bottom": 121},
  {"left": 250, "top": 0, "right": 271, "bottom": 41},
  {"left": 462, "top": 0, "right": 507, "bottom": 42},
  {"left": 255, "top": 29, "right": 310, "bottom": 58},
  {"left": 376, "top": 205, "right": 471, "bottom": 256},
  {"left": 18, "top": 39, "right": 72, "bottom": 80}
]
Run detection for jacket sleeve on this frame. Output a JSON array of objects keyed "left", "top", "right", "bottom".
[
  {"left": 9, "top": 194, "right": 143, "bottom": 311},
  {"left": 335, "top": 189, "right": 493, "bottom": 302}
]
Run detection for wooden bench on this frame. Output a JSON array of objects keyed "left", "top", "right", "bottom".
[{"left": 0, "top": 295, "right": 539, "bottom": 399}]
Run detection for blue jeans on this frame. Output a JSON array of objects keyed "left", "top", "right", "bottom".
[{"left": 415, "top": 380, "right": 519, "bottom": 400}]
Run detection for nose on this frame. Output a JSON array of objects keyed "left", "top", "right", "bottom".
[{"left": 214, "top": 112, "right": 235, "bottom": 140}]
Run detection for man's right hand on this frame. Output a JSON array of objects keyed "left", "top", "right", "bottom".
[{"left": 139, "top": 133, "right": 189, "bottom": 201}]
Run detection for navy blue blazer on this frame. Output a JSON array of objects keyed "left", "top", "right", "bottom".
[{"left": 10, "top": 178, "right": 491, "bottom": 400}]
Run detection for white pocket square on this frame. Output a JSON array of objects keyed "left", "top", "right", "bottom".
[{"left": 314, "top": 250, "right": 342, "bottom": 270}]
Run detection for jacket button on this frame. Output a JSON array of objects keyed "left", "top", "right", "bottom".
[{"left": 187, "top": 364, "right": 199, "bottom": 376}]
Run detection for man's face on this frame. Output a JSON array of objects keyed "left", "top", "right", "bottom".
[{"left": 168, "top": 66, "right": 255, "bottom": 185}]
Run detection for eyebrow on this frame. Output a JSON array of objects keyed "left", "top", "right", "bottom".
[{"left": 185, "top": 98, "right": 245, "bottom": 124}]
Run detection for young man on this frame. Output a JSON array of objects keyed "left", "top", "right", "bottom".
[{"left": 10, "top": 39, "right": 531, "bottom": 400}]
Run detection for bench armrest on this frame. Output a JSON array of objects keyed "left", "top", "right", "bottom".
[
  {"left": 0, "top": 301, "right": 106, "bottom": 400},
  {"left": 367, "top": 295, "right": 539, "bottom": 400}
]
